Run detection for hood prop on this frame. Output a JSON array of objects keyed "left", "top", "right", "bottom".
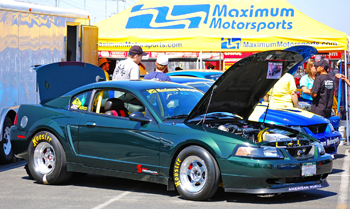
[
  {"left": 262, "top": 87, "right": 274, "bottom": 128},
  {"left": 201, "top": 85, "right": 217, "bottom": 128}
]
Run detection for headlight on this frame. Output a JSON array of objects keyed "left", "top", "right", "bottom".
[
  {"left": 324, "top": 119, "right": 335, "bottom": 132},
  {"left": 327, "top": 122, "right": 334, "bottom": 132},
  {"left": 233, "top": 146, "right": 284, "bottom": 159},
  {"left": 312, "top": 142, "right": 325, "bottom": 155}
]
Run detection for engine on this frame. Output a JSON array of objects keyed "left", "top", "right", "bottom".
[{"left": 206, "top": 121, "right": 317, "bottom": 158}]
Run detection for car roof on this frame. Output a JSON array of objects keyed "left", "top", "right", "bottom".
[
  {"left": 167, "top": 70, "right": 224, "bottom": 76},
  {"left": 169, "top": 76, "right": 214, "bottom": 84},
  {"left": 64, "top": 79, "right": 194, "bottom": 96}
]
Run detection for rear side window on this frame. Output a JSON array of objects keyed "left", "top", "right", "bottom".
[{"left": 70, "top": 91, "right": 92, "bottom": 111}]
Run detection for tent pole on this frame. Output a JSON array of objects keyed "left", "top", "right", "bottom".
[
  {"left": 200, "top": 51, "right": 203, "bottom": 70},
  {"left": 345, "top": 50, "right": 349, "bottom": 145},
  {"left": 223, "top": 56, "right": 225, "bottom": 71},
  {"left": 219, "top": 52, "right": 221, "bottom": 71}
]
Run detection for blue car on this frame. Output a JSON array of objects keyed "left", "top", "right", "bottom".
[
  {"left": 169, "top": 76, "right": 214, "bottom": 93},
  {"left": 167, "top": 70, "right": 223, "bottom": 81},
  {"left": 170, "top": 73, "right": 341, "bottom": 154}
]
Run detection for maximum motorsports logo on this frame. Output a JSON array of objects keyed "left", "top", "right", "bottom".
[
  {"left": 221, "top": 38, "right": 241, "bottom": 49},
  {"left": 126, "top": 4, "right": 210, "bottom": 29}
]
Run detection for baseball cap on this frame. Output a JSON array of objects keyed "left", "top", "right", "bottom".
[
  {"left": 98, "top": 58, "right": 110, "bottom": 67},
  {"left": 129, "top": 45, "right": 148, "bottom": 56},
  {"left": 156, "top": 55, "right": 168, "bottom": 65},
  {"left": 314, "top": 60, "right": 329, "bottom": 71}
]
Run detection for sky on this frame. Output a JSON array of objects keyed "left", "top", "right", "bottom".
[{"left": 15, "top": 0, "right": 350, "bottom": 35}]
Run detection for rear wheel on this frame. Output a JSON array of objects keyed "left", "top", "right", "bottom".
[
  {"left": 28, "top": 131, "right": 72, "bottom": 184},
  {"left": 173, "top": 146, "right": 220, "bottom": 200},
  {"left": 0, "top": 117, "right": 14, "bottom": 164}
]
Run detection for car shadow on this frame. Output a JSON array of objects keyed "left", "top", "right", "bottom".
[
  {"left": 334, "top": 154, "right": 346, "bottom": 159},
  {"left": 0, "top": 159, "right": 26, "bottom": 172},
  {"left": 21, "top": 173, "right": 336, "bottom": 203},
  {"left": 331, "top": 168, "right": 344, "bottom": 174},
  {"left": 221, "top": 189, "right": 337, "bottom": 204}
]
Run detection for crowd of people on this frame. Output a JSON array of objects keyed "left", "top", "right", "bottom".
[
  {"left": 99, "top": 45, "right": 173, "bottom": 82},
  {"left": 265, "top": 58, "right": 347, "bottom": 119},
  {"left": 99, "top": 44, "right": 347, "bottom": 119}
]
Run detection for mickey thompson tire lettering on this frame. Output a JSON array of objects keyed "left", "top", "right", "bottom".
[
  {"left": 173, "top": 145, "right": 220, "bottom": 201},
  {"left": 27, "top": 131, "right": 72, "bottom": 185}
]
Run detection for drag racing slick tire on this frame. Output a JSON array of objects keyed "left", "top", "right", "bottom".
[
  {"left": 0, "top": 116, "right": 14, "bottom": 164},
  {"left": 173, "top": 145, "right": 220, "bottom": 200},
  {"left": 28, "top": 131, "right": 72, "bottom": 184}
]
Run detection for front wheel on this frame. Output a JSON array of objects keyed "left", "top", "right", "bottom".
[
  {"left": 27, "top": 131, "right": 72, "bottom": 184},
  {"left": 0, "top": 117, "right": 14, "bottom": 164},
  {"left": 173, "top": 146, "right": 220, "bottom": 200}
]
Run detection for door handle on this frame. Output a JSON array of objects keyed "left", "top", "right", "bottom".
[{"left": 86, "top": 121, "right": 96, "bottom": 126}]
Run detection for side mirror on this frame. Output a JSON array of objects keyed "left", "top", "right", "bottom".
[{"left": 129, "top": 111, "right": 151, "bottom": 124}]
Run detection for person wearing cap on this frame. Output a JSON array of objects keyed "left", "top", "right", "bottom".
[
  {"left": 98, "top": 58, "right": 111, "bottom": 81},
  {"left": 311, "top": 60, "right": 334, "bottom": 118},
  {"left": 144, "top": 55, "right": 171, "bottom": 81},
  {"left": 112, "top": 45, "right": 147, "bottom": 80}
]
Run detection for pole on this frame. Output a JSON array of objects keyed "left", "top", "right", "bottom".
[
  {"left": 117, "top": 0, "right": 119, "bottom": 13},
  {"left": 223, "top": 57, "right": 225, "bottom": 71},
  {"left": 200, "top": 51, "right": 203, "bottom": 70},
  {"left": 84, "top": 0, "right": 86, "bottom": 10},
  {"left": 219, "top": 52, "right": 222, "bottom": 71},
  {"left": 345, "top": 50, "right": 349, "bottom": 145},
  {"left": 338, "top": 52, "right": 343, "bottom": 115}
]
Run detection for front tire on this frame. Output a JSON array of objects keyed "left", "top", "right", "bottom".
[
  {"left": 0, "top": 117, "right": 14, "bottom": 164},
  {"left": 173, "top": 146, "right": 220, "bottom": 200},
  {"left": 28, "top": 131, "right": 72, "bottom": 184}
]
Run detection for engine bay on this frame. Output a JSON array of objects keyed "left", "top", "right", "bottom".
[{"left": 204, "top": 120, "right": 317, "bottom": 158}]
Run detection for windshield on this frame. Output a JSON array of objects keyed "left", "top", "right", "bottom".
[
  {"left": 204, "top": 73, "right": 222, "bottom": 81},
  {"left": 186, "top": 82, "right": 213, "bottom": 93},
  {"left": 141, "top": 87, "right": 203, "bottom": 121}
]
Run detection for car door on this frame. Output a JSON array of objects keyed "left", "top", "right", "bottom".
[{"left": 77, "top": 89, "right": 161, "bottom": 175}]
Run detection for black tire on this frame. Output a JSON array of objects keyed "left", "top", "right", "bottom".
[
  {"left": 173, "top": 146, "right": 220, "bottom": 201},
  {"left": 27, "top": 131, "right": 72, "bottom": 184},
  {"left": 24, "top": 163, "right": 34, "bottom": 180},
  {"left": 0, "top": 117, "right": 14, "bottom": 164}
]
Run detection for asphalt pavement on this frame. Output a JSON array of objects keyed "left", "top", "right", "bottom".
[{"left": 0, "top": 145, "right": 349, "bottom": 209}]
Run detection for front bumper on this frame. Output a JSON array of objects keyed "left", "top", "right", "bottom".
[
  {"left": 225, "top": 179, "right": 329, "bottom": 194},
  {"left": 312, "top": 132, "right": 341, "bottom": 154},
  {"left": 218, "top": 152, "right": 332, "bottom": 193}
]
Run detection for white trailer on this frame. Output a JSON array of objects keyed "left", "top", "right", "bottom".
[{"left": 0, "top": 0, "right": 98, "bottom": 164}]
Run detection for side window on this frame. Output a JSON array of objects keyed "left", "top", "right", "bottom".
[
  {"left": 92, "top": 89, "right": 145, "bottom": 117},
  {"left": 70, "top": 91, "right": 92, "bottom": 111}
]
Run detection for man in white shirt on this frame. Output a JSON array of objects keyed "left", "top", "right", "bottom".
[{"left": 112, "top": 45, "right": 147, "bottom": 80}]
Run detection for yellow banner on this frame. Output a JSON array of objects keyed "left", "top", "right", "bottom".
[{"left": 96, "top": 0, "right": 347, "bottom": 52}]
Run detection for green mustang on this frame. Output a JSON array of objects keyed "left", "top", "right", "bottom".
[{"left": 10, "top": 49, "right": 332, "bottom": 201}]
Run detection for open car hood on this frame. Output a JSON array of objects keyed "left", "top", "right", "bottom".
[
  {"left": 35, "top": 62, "right": 106, "bottom": 104},
  {"left": 186, "top": 47, "right": 316, "bottom": 122}
]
